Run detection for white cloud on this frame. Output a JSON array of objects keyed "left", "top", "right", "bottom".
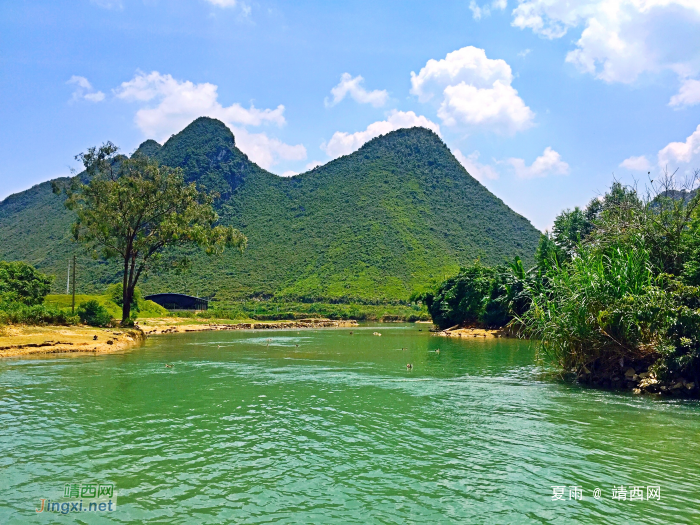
[
  {"left": 204, "top": 0, "right": 250, "bottom": 13},
  {"left": 620, "top": 155, "right": 652, "bottom": 171},
  {"left": 658, "top": 124, "right": 700, "bottom": 166},
  {"left": 321, "top": 110, "right": 441, "bottom": 159},
  {"left": 469, "top": 1, "right": 485, "bottom": 20},
  {"left": 517, "top": 49, "right": 531, "bottom": 58},
  {"left": 90, "top": 0, "right": 123, "bottom": 9},
  {"left": 114, "top": 71, "right": 305, "bottom": 169},
  {"left": 67, "top": 75, "right": 105, "bottom": 103},
  {"left": 234, "top": 127, "right": 306, "bottom": 170},
  {"left": 510, "top": 0, "right": 700, "bottom": 87},
  {"left": 453, "top": 149, "right": 500, "bottom": 182},
  {"left": 439, "top": 80, "right": 534, "bottom": 134},
  {"left": 410, "top": 46, "right": 534, "bottom": 135},
  {"left": 325, "top": 73, "right": 388, "bottom": 108},
  {"left": 507, "top": 147, "right": 570, "bottom": 178},
  {"left": 469, "top": 0, "right": 507, "bottom": 20},
  {"left": 280, "top": 170, "right": 298, "bottom": 177},
  {"left": 670, "top": 79, "right": 700, "bottom": 107},
  {"left": 305, "top": 160, "right": 324, "bottom": 170},
  {"left": 115, "top": 71, "right": 285, "bottom": 132}
]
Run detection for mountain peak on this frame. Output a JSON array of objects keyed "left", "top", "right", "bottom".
[
  {"left": 356, "top": 126, "right": 449, "bottom": 158},
  {"left": 166, "top": 117, "right": 236, "bottom": 148},
  {"left": 133, "top": 139, "right": 161, "bottom": 158}
]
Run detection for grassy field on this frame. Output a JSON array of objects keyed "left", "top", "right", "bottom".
[{"left": 44, "top": 294, "right": 168, "bottom": 319}]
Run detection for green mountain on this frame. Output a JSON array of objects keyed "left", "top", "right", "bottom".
[{"left": 0, "top": 117, "right": 541, "bottom": 304}]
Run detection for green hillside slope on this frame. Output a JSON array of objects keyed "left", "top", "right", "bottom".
[{"left": 0, "top": 117, "right": 541, "bottom": 303}]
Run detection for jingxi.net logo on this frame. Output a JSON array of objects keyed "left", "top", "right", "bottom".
[{"left": 36, "top": 482, "right": 117, "bottom": 515}]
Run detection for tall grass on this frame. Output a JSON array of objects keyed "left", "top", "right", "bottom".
[{"left": 521, "top": 245, "right": 679, "bottom": 373}]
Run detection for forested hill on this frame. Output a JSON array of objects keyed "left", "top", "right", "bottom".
[{"left": 0, "top": 117, "right": 541, "bottom": 303}]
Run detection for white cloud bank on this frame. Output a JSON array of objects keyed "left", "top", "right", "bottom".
[
  {"left": 506, "top": 0, "right": 700, "bottom": 105},
  {"left": 325, "top": 73, "right": 388, "bottom": 108},
  {"left": 204, "top": 0, "right": 250, "bottom": 14},
  {"left": 469, "top": 0, "right": 507, "bottom": 20},
  {"left": 453, "top": 149, "right": 500, "bottom": 182},
  {"left": 620, "top": 155, "right": 652, "bottom": 171},
  {"left": 658, "top": 124, "right": 700, "bottom": 167},
  {"left": 114, "top": 71, "right": 305, "bottom": 169},
  {"left": 621, "top": 125, "right": 700, "bottom": 171},
  {"left": 670, "top": 79, "right": 700, "bottom": 108},
  {"left": 507, "top": 147, "right": 570, "bottom": 179},
  {"left": 67, "top": 76, "right": 105, "bottom": 102},
  {"left": 321, "top": 110, "right": 441, "bottom": 159},
  {"left": 410, "top": 46, "right": 534, "bottom": 135}
]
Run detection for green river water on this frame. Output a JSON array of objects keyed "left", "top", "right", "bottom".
[{"left": 0, "top": 323, "right": 698, "bottom": 524}]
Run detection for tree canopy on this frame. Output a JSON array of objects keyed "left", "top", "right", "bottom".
[
  {"left": 57, "top": 142, "right": 247, "bottom": 324},
  {"left": 0, "top": 260, "right": 53, "bottom": 306}
]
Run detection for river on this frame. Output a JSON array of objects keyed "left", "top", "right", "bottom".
[{"left": 0, "top": 323, "right": 698, "bottom": 523}]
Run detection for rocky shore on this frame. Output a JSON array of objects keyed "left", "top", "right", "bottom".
[
  {"left": 577, "top": 360, "right": 698, "bottom": 398},
  {"left": 432, "top": 325, "right": 513, "bottom": 339}
]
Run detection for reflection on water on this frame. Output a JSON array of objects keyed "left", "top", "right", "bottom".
[{"left": 0, "top": 324, "right": 698, "bottom": 524}]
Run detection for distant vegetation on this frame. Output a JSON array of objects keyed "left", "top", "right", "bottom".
[
  {"left": 0, "top": 261, "right": 78, "bottom": 325},
  {"left": 0, "top": 117, "right": 540, "bottom": 305},
  {"left": 179, "top": 300, "right": 430, "bottom": 322},
  {"left": 0, "top": 258, "right": 168, "bottom": 327},
  {"left": 424, "top": 175, "right": 700, "bottom": 389}
]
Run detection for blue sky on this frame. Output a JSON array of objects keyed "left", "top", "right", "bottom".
[{"left": 2, "top": 0, "right": 700, "bottom": 230}]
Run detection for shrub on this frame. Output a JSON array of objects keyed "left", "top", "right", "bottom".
[
  {"left": 77, "top": 300, "right": 113, "bottom": 327},
  {"left": 0, "top": 304, "right": 79, "bottom": 326},
  {"left": 423, "top": 258, "right": 533, "bottom": 329},
  {"left": 0, "top": 261, "right": 53, "bottom": 306},
  {"left": 105, "top": 283, "right": 143, "bottom": 313}
]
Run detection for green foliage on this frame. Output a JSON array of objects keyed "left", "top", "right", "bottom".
[
  {"left": 56, "top": 141, "right": 246, "bottom": 324},
  {"left": 423, "top": 257, "right": 533, "bottom": 329},
  {"left": 106, "top": 283, "right": 143, "bottom": 311},
  {"left": 0, "top": 261, "right": 53, "bottom": 306},
  {"left": 522, "top": 174, "right": 700, "bottom": 381},
  {"left": 523, "top": 246, "right": 660, "bottom": 368},
  {"left": 424, "top": 263, "right": 496, "bottom": 328},
  {"left": 44, "top": 293, "right": 168, "bottom": 319},
  {"left": 77, "top": 300, "right": 113, "bottom": 327},
  {"left": 0, "top": 117, "right": 540, "bottom": 306},
  {"left": 423, "top": 174, "right": 700, "bottom": 385},
  {"left": 0, "top": 303, "right": 79, "bottom": 326}
]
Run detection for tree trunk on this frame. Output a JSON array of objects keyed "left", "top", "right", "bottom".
[{"left": 121, "top": 256, "right": 131, "bottom": 325}]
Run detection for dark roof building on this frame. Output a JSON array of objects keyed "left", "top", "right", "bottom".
[{"left": 144, "top": 293, "right": 208, "bottom": 311}]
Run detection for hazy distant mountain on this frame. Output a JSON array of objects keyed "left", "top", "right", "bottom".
[{"left": 0, "top": 117, "right": 541, "bottom": 303}]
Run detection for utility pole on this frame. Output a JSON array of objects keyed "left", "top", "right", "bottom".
[
  {"left": 71, "top": 255, "right": 76, "bottom": 314},
  {"left": 66, "top": 260, "right": 71, "bottom": 294}
]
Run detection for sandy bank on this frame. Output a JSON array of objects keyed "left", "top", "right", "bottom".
[
  {"left": 139, "top": 317, "right": 358, "bottom": 335},
  {"left": 0, "top": 318, "right": 359, "bottom": 358},
  {"left": 0, "top": 325, "right": 144, "bottom": 358}
]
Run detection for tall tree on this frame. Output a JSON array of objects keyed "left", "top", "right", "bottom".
[{"left": 55, "top": 142, "right": 246, "bottom": 325}]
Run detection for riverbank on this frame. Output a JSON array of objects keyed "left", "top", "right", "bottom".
[
  {"left": 0, "top": 317, "right": 359, "bottom": 358},
  {"left": 0, "top": 325, "right": 144, "bottom": 357},
  {"left": 137, "top": 317, "right": 358, "bottom": 335},
  {"left": 433, "top": 325, "right": 513, "bottom": 339}
]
